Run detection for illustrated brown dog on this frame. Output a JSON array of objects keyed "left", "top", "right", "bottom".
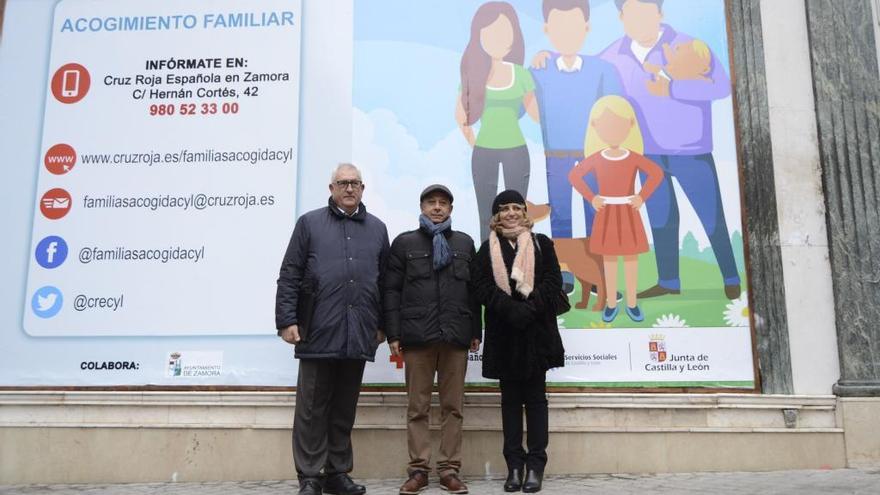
[{"left": 527, "top": 202, "right": 605, "bottom": 311}]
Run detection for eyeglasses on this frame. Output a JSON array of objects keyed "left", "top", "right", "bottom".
[{"left": 334, "top": 180, "right": 363, "bottom": 190}]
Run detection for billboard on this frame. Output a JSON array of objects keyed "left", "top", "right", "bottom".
[
  {"left": 352, "top": 0, "right": 753, "bottom": 387},
  {"left": 0, "top": 0, "right": 754, "bottom": 388}
]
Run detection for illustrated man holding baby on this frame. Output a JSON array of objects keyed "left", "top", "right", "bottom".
[
  {"left": 534, "top": 0, "right": 741, "bottom": 300},
  {"left": 600, "top": 0, "right": 741, "bottom": 300}
]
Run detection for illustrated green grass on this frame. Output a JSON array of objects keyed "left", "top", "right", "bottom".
[
  {"left": 559, "top": 250, "right": 748, "bottom": 329},
  {"left": 363, "top": 249, "right": 752, "bottom": 389}
]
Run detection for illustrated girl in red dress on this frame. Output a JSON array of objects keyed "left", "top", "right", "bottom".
[{"left": 568, "top": 95, "right": 663, "bottom": 323}]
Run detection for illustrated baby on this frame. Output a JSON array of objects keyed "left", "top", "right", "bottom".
[{"left": 644, "top": 39, "right": 713, "bottom": 96}]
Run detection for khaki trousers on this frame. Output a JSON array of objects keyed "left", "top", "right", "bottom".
[{"left": 403, "top": 343, "right": 468, "bottom": 476}]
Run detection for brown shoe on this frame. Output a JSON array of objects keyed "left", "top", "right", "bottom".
[
  {"left": 637, "top": 284, "right": 681, "bottom": 298},
  {"left": 399, "top": 470, "right": 428, "bottom": 495},
  {"left": 724, "top": 283, "right": 742, "bottom": 300},
  {"left": 440, "top": 473, "right": 468, "bottom": 494}
]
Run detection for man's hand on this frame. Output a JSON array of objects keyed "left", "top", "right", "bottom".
[
  {"left": 376, "top": 329, "right": 386, "bottom": 344},
  {"left": 389, "top": 340, "right": 402, "bottom": 357},
  {"left": 469, "top": 338, "right": 481, "bottom": 353},
  {"left": 643, "top": 61, "right": 662, "bottom": 76},
  {"left": 646, "top": 76, "right": 671, "bottom": 97},
  {"left": 531, "top": 50, "right": 552, "bottom": 69},
  {"left": 280, "top": 324, "right": 301, "bottom": 345}
]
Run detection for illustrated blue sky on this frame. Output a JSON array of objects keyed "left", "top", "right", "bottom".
[
  {"left": 352, "top": 0, "right": 742, "bottom": 245},
  {"left": 354, "top": 0, "right": 734, "bottom": 154}
]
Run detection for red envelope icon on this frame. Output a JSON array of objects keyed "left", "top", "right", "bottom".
[
  {"left": 40, "top": 188, "right": 72, "bottom": 220},
  {"left": 43, "top": 197, "right": 70, "bottom": 209}
]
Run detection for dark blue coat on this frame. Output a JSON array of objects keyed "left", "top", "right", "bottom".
[{"left": 276, "top": 199, "right": 390, "bottom": 360}]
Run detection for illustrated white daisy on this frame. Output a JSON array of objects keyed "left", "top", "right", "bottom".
[
  {"left": 556, "top": 318, "right": 567, "bottom": 330},
  {"left": 652, "top": 313, "right": 689, "bottom": 328},
  {"left": 723, "top": 291, "right": 750, "bottom": 327}
]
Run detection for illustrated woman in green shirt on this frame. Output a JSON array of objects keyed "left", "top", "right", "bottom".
[{"left": 456, "top": 1, "right": 539, "bottom": 241}]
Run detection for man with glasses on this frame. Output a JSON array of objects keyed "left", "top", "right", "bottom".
[{"left": 276, "top": 163, "right": 390, "bottom": 495}]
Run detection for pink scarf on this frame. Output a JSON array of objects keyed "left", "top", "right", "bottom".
[{"left": 489, "top": 225, "right": 535, "bottom": 298}]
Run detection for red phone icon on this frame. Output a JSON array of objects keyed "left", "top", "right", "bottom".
[
  {"left": 62, "top": 70, "right": 80, "bottom": 97},
  {"left": 51, "top": 63, "right": 90, "bottom": 104}
]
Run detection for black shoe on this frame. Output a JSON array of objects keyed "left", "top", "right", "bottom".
[
  {"left": 522, "top": 469, "right": 543, "bottom": 493},
  {"left": 590, "top": 285, "right": 623, "bottom": 302},
  {"left": 299, "top": 478, "right": 323, "bottom": 495},
  {"left": 324, "top": 473, "right": 365, "bottom": 495},
  {"left": 503, "top": 467, "right": 523, "bottom": 492}
]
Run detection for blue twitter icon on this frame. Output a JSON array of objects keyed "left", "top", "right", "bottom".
[{"left": 31, "top": 286, "right": 63, "bottom": 318}]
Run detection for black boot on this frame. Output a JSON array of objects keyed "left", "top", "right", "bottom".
[
  {"left": 503, "top": 467, "right": 524, "bottom": 492},
  {"left": 522, "top": 469, "right": 543, "bottom": 493}
]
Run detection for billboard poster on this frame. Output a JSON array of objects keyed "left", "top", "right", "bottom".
[
  {"left": 353, "top": 0, "right": 753, "bottom": 388},
  {"left": 0, "top": 0, "right": 754, "bottom": 388}
]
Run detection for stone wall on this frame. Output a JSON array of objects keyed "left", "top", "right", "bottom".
[
  {"left": 0, "top": 392, "right": 847, "bottom": 483},
  {"left": 805, "top": 0, "right": 880, "bottom": 397},
  {"left": 760, "top": 0, "right": 839, "bottom": 395}
]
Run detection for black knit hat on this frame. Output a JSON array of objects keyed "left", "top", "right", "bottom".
[{"left": 491, "top": 189, "right": 526, "bottom": 215}]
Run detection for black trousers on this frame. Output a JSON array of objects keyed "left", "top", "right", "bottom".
[
  {"left": 499, "top": 371, "right": 549, "bottom": 472},
  {"left": 293, "top": 358, "right": 366, "bottom": 480}
]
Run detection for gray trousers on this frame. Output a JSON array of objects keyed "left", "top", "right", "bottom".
[
  {"left": 293, "top": 358, "right": 366, "bottom": 480},
  {"left": 471, "top": 145, "right": 530, "bottom": 241}
]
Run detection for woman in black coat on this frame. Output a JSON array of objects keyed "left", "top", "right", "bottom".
[{"left": 471, "top": 190, "right": 565, "bottom": 493}]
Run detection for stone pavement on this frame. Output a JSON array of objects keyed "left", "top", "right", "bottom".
[{"left": 2, "top": 469, "right": 880, "bottom": 494}]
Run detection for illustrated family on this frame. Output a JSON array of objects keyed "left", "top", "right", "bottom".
[{"left": 275, "top": 1, "right": 741, "bottom": 494}]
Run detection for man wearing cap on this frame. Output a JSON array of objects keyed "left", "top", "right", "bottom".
[{"left": 383, "top": 184, "right": 482, "bottom": 495}]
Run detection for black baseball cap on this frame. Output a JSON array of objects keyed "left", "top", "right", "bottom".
[{"left": 419, "top": 184, "right": 454, "bottom": 203}]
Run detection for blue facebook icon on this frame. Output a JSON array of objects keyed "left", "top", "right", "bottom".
[{"left": 35, "top": 236, "right": 68, "bottom": 269}]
